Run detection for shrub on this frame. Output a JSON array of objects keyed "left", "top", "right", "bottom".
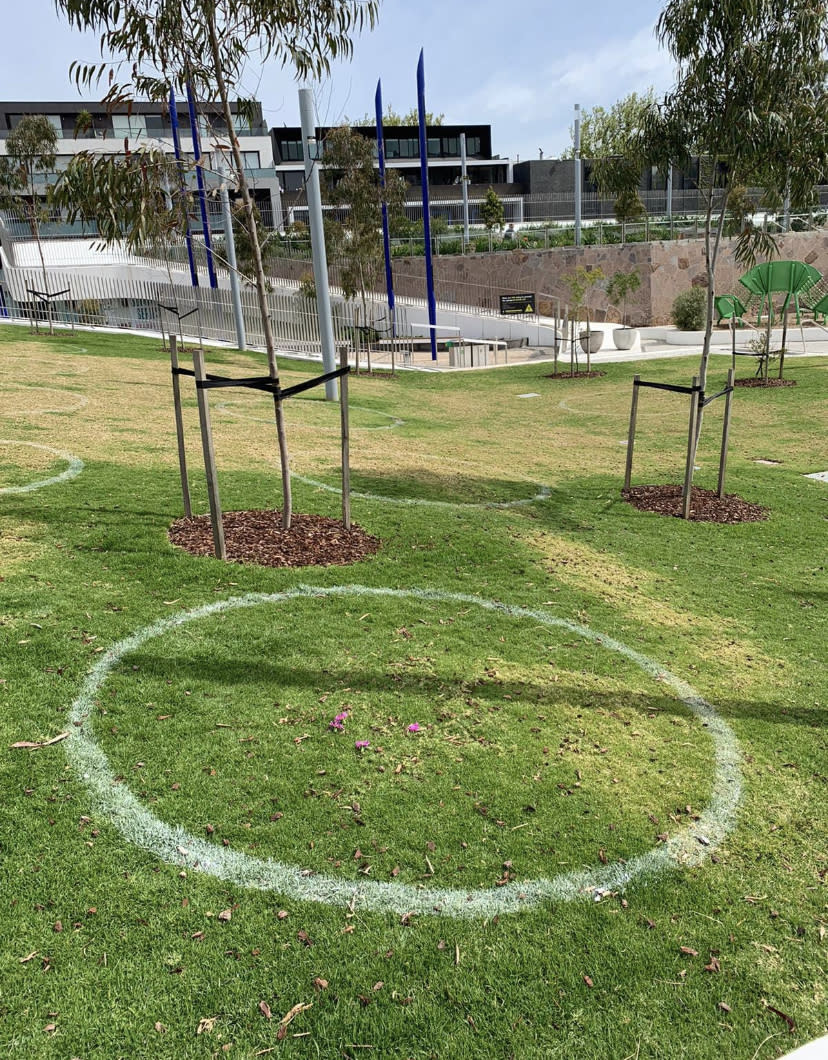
[{"left": 672, "top": 287, "right": 707, "bottom": 330}]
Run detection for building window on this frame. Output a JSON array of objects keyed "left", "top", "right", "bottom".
[
  {"left": 385, "top": 138, "right": 400, "bottom": 159},
  {"left": 466, "top": 136, "right": 481, "bottom": 157},
  {"left": 442, "top": 136, "right": 459, "bottom": 156},
  {"left": 280, "top": 140, "right": 303, "bottom": 161},
  {"left": 145, "top": 114, "right": 167, "bottom": 137},
  {"left": 241, "top": 151, "right": 261, "bottom": 170},
  {"left": 427, "top": 138, "right": 440, "bottom": 157},
  {"left": 112, "top": 114, "right": 147, "bottom": 138},
  {"left": 282, "top": 171, "right": 305, "bottom": 192}
]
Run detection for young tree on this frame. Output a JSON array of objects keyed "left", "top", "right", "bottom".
[
  {"left": 601, "top": 0, "right": 827, "bottom": 392},
  {"left": 321, "top": 125, "right": 405, "bottom": 340},
  {"left": 55, "top": 0, "right": 379, "bottom": 530},
  {"left": 480, "top": 187, "right": 504, "bottom": 232},
  {"left": 0, "top": 115, "right": 59, "bottom": 332}
]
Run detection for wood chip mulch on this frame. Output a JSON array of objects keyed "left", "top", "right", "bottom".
[
  {"left": 543, "top": 370, "right": 607, "bottom": 380},
  {"left": 168, "top": 510, "right": 381, "bottom": 567},
  {"left": 622, "top": 484, "right": 768, "bottom": 523},
  {"left": 734, "top": 377, "right": 797, "bottom": 389}
]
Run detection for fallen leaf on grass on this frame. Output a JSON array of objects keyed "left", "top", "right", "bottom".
[
  {"left": 718, "top": 1002, "right": 732, "bottom": 1013},
  {"left": 313, "top": 978, "right": 328, "bottom": 991},
  {"left": 297, "top": 930, "right": 313, "bottom": 947},
  {"left": 11, "top": 732, "right": 69, "bottom": 750},
  {"left": 276, "top": 910, "right": 289, "bottom": 921},
  {"left": 19, "top": 951, "right": 38, "bottom": 964},
  {"left": 704, "top": 957, "right": 721, "bottom": 973},
  {"left": 196, "top": 1016, "right": 217, "bottom": 1035},
  {"left": 43, "top": 1024, "right": 57, "bottom": 1034},
  {"left": 680, "top": 946, "right": 698, "bottom": 957},
  {"left": 258, "top": 1001, "right": 272, "bottom": 1020},
  {"left": 583, "top": 975, "right": 594, "bottom": 988},
  {"left": 276, "top": 1002, "right": 312, "bottom": 1041},
  {"left": 763, "top": 1002, "right": 796, "bottom": 1032},
  {"left": 218, "top": 909, "right": 232, "bottom": 923}
]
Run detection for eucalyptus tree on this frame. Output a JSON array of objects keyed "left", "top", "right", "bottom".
[
  {"left": 598, "top": 0, "right": 827, "bottom": 392},
  {"left": 321, "top": 125, "right": 406, "bottom": 336},
  {"left": 0, "top": 115, "right": 59, "bottom": 332},
  {"left": 55, "top": 0, "right": 380, "bottom": 530}
]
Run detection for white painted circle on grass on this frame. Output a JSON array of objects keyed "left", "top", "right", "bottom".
[
  {"left": 0, "top": 440, "right": 84, "bottom": 494},
  {"left": 67, "top": 585, "right": 741, "bottom": 917},
  {"left": 215, "top": 399, "right": 404, "bottom": 431},
  {"left": 294, "top": 473, "right": 551, "bottom": 510},
  {"left": 0, "top": 383, "right": 88, "bottom": 414}
]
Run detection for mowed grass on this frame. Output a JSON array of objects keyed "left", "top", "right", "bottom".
[{"left": 0, "top": 322, "right": 826, "bottom": 1059}]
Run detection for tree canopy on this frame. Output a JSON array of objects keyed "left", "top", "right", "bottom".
[
  {"left": 322, "top": 125, "right": 405, "bottom": 313},
  {"left": 352, "top": 105, "right": 445, "bottom": 127},
  {"left": 592, "top": 0, "right": 828, "bottom": 387}
]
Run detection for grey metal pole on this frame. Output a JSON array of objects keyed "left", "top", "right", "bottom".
[
  {"left": 574, "top": 104, "right": 582, "bottom": 248},
  {"left": 460, "top": 132, "right": 470, "bottom": 248},
  {"left": 218, "top": 155, "right": 247, "bottom": 351},
  {"left": 666, "top": 164, "right": 673, "bottom": 221},
  {"left": 299, "top": 86, "right": 338, "bottom": 400}
]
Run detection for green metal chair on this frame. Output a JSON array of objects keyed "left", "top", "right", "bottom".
[
  {"left": 738, "top": 260, "right": 822, "bottom": 325},
  {"left": 715, "top": 294, "right": 748, "bottom": 325},
  {"left": 810, "top": 293, "right": 828, "bottom": 324}
]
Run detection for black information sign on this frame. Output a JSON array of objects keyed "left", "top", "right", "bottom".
[{"left": 499, "top": 293, "right": 536, "bottom": 315}]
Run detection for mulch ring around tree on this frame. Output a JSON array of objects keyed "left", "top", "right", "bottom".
[
  {"left": 733, "top": 377, "right": 797, "bottom": 389},
  {"left": 622, "top": 484, "right": 768, "bottom": 523},
  {"left": 169, "top": 510, "right": 381, "bottom": 567},
  {"left": 543, "top": 371, "right": 607, "bottom": 380}
]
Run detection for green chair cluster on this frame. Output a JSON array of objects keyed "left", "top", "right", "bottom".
[{"left": 716, "top": 259, "right": 824, "bottom": 326}]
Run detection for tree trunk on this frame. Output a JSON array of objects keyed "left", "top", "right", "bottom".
[{"left": 206, "top": 19, "right": 292, "bottom": 529}]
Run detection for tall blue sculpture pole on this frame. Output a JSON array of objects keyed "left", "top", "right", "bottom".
[
  {"left": 168, "top": 88, "right": 199, "bottom": 287},
  {"left": 186, "top": 82, "right": 218, "bottom": 289},
  {"left": 375, "top": 80, "right": 396, "bottom": 338},
  {"left": 417, "top": 49, "right": 438, "bottom": 361}
]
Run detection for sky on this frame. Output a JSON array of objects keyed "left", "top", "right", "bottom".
[{"left": 0, "top": 0, "right": 677, "bottom": 160}]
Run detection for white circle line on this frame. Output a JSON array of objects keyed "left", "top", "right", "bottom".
[
  {"left": 0, "top": 383, "right": 88, "bottom": 414},
  {"left": 294, "top": 473, "right": 551, "bottom": 510},
  {"left": 215, "top": 400, "right": 404, "bottom": 431},
  {"left": 66, "top": 585, "right": 741, "bottom": 918},
  {"left": 0, "top": 440, "right": 84, "bottom": 494}
]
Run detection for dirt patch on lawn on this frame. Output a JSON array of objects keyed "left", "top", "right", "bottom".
[
  {"left": 734, "top": 378, "right": 797, "bottom": 389},
  {"left": 622, "top": 484, "right": 767, "bottom": 523},
  {"left": 543, "top": 371, "right": 607, "bottom": 380},
  {"left": 169, "top": 509, "right": 381, "bottom": 568}
]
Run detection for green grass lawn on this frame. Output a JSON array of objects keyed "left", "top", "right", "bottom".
[{"left": 0, "top": 324, "right": 826, "bottom": 1058}]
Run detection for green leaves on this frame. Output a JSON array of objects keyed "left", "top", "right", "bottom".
[{"left": 51, "top": 148, "right": 193, "bottom": 253}]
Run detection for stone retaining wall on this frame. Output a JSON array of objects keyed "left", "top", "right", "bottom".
[{"left": 390, "top": 230, "right": 828, "bottom": 325}]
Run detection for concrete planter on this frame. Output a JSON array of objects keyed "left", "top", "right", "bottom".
[
  {"left": 612, "top": 327, "right": 639, "bottom": 350},
  {"left": 579, "top": 330, "right": 604, "bottom": 355}
]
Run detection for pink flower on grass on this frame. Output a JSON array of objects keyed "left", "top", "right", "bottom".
[
  {"left": 329, "top": 711, "right": 349, "bottom": 732},
  {"left": 355, "top": 740, "right": 370, "bottom": 750},
  {"left": 407, "top": 723, "right": 421, "bottom": 733}
]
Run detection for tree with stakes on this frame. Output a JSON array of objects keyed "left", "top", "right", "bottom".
[
  {"left": 54, "top": 0, "right": 380, "bottom": 532},
  {"left": 0, "top": 115, "right": 59, "bottom": 333}
]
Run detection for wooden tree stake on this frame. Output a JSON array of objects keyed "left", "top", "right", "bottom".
[
  {"left": 624, "top": 375, "right": 640, "bottom": 492},
  {"left": 717, "top": 368, "right": 735, "bottom": 498},
  {"left": 169, "top": 335, "right": 192, "bottom": 519},
  {"left": 192, "top": 346, "right": 226, "bottom": 559},
  {"left": 682, "top": 376, "right": 701, "bottom": 519},
  {"left": 339, "top": 343, "right": 351, "bottom": 530}
]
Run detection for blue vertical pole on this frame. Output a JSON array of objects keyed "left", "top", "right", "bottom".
[
  {"left": 169, "top": 87, "right": 199, "bottom": 287},
  {"left": 186, "top": 82, "right": 218, "bottom": 289},
  {"left": 375, "top": 80, "right": 396, "bottom": 338},
  {"left": 417, "top": 49, "right": 437, "bottom": 361}
]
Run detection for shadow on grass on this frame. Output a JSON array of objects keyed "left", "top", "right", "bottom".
[{"left": 117, "top": 650, "right": 828, "bottom": 730}]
